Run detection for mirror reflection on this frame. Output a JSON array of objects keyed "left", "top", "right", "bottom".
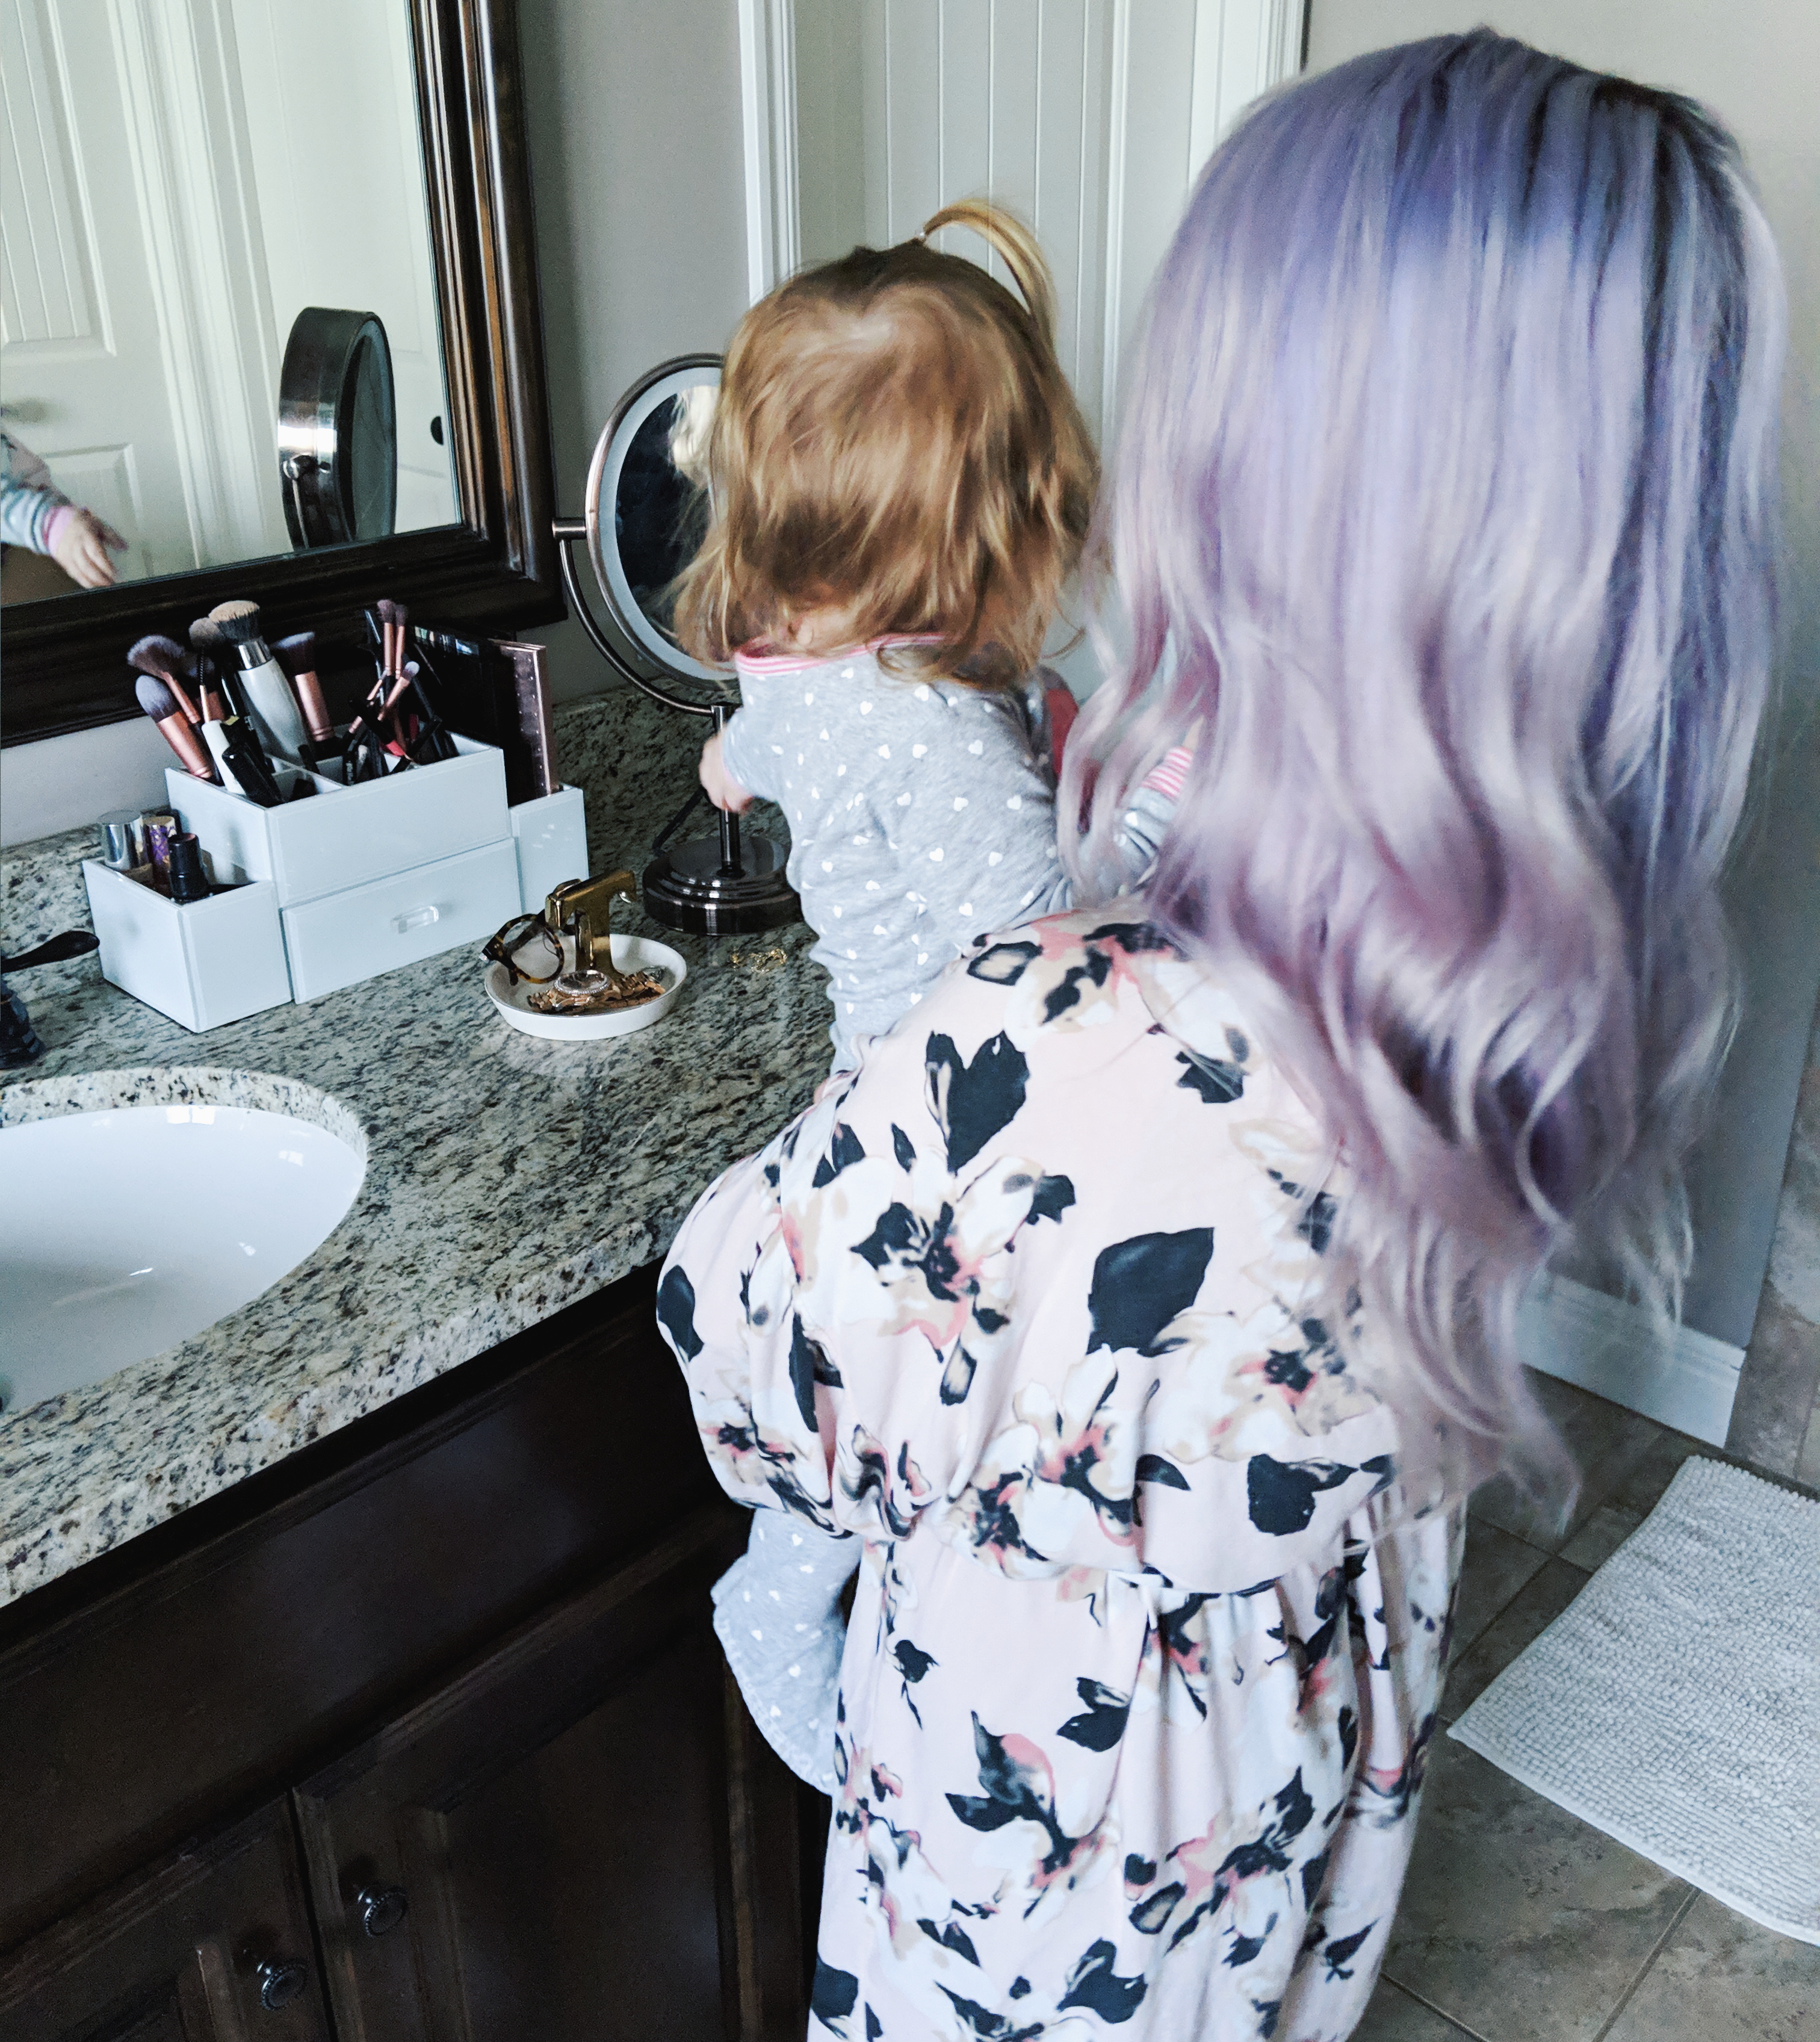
[
  {"left": 589, "top": 362, "right": 722, "bottom": 684},
  {"left": 0, "top": 0, "right": 457, "bottom": 603},
  {"left": 616, "top": 391, "right": 713, "bottom": 646}
]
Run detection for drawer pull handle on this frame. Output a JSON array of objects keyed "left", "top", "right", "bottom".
[
  {"left": 392, "top": 904, "right": 441, "bottom": 934},
  {"left": 256, "top": 1958, "right": 308, "bottom": 2010},
  {"left": 358, "top": 1882, "right": 409, "bottom": 1937}
]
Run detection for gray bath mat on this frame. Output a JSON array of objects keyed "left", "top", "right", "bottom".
[{"left": 1449, "top": 1456, "right": 1820, "bottom": 1944}]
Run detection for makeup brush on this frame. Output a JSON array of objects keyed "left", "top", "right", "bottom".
[
  {"left": 190, "top": 653, "right": 226, "bottom": 725},
  {"left": 128, "top": 636, "right": 201, "bottom": 725},
  {"left": 135, "top": 674, "right": 217, "bottom": 781},
  {"left": 190, "top": 617, "right": 233, "bottom": 714},
  {"left": 345, "top": 670, "right": 415, "bottom": 743},
  {"left": 272, "top": 632, "right": 335, "bottom": 748},
  {"left": 209, "top": 598, "right": 309, "bottom": 759},
  {"left": 188, "top": 618, "right": 232, "bottom": 783},
  {"left": 376, "top": 598, "right": 400, "bottom": 682},
  {"left": 217, "top": 715, "right": 282, "bottom": 807}
]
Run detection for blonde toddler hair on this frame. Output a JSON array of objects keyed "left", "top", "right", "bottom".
[{"left": 673, "top": 202, "right": 1097, "bottom": 685}]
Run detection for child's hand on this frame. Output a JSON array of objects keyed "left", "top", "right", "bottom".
[
  {"left": 700, "top": 731, "right": 753, "bottom": 813},
  {"left": 51, "top": 508, "right": 127, "bottom": 589}
]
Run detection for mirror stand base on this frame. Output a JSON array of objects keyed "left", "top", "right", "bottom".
[{"left": 642, "top": 836, "right": 801, "bottom": 937}]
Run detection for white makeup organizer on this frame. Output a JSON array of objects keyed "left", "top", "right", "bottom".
[{"left": 83, "top": 742, "right": 586, "bottom": 1030}]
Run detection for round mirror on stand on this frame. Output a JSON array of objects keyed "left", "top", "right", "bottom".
[
  {"left": 552, "top": 355, "right": 799, "bottom": 936},
  {"left": 277, "top": 307, "right": 398, "bottom": 549}
]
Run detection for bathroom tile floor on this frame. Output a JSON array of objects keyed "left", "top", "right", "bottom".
[{"left": 1354, "top": 1369, "right": 1820, "bottom": 2042}]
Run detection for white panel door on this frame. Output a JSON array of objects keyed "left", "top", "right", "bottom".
[
  {"left": 760, "top": 0, "right": 1304, "bottom": 688},
  {"left": 775, "top": 0, "right": 1304, "bottom": 442},
  {"left": 1, "top": 0, "right": 198, "bottom": 581}
]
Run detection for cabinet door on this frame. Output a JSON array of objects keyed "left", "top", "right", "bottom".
[
  {"left": 294, "top": 1504, "right": 809, "bottom": 2042},
  {"left": 0, "top": 1801, "right": 330, "bottom": 2042}
]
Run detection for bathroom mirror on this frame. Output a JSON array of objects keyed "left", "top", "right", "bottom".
[
  {"left": 2, "top": 0, "right": 560, "bottom": 745},
  {"left": 554, "top": 358, "right": 799, "bottom": 936}
]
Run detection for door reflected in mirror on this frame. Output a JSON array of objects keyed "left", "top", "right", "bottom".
[{"left": 0, "top": 0, "right": 457, "bottom": 604}]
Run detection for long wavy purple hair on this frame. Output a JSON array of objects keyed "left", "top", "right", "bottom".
[{"left": 1065, "top": 32, "right": 1786, "bottom": 1493}]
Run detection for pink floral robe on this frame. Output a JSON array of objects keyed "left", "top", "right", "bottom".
[{"left": 658, "top": 910, "right": 1463, "bottom": 2040}]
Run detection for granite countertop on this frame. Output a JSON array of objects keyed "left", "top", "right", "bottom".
[{"left": 0, "top": 688, "right": 827, "bottom": 1607}]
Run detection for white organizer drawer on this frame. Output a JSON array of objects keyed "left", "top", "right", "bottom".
[
  {"left": 168, "top": 735, "right": 509, "bottom": 907},
  {"left": 83, "top": 861, "right": 292, "bottom": 1032},
  {"left": 509, "top": 783, "right": 588, "bottom": 913},
  {"left": 280, "top": 839, "right": 521, "bottom": 1002}
]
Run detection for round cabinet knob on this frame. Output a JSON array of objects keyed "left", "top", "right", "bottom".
[
  {"left": 357, "top": 1883, "right": 409, "bottom": 1938},
  {"left": 256, "top": 1959, "right": 308, "bottom": 2011}
]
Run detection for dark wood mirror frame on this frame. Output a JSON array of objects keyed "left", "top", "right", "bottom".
[{"left": 1, "top": 0, "right": 562, "bottom": 748}]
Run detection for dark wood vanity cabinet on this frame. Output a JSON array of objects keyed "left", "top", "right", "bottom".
[
  {"left": 0, "top": 1269, "right": 820, "bottom": 2042},
  {"left": 0, "top": 1801, "right": 331, "bottom": 2042}
]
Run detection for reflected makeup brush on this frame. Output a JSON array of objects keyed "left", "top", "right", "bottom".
[
  {"left": 273, "top": 632, "right": 334, "bottom": 750},
  {"left": 128, "top": 636, "right": 201, "bottom": 725},
  {"left": 377, "top": 598, "right": 404, "bottom": 693},
  {"left": 135, "top": 674, "right": 217, "bottom": 781}
]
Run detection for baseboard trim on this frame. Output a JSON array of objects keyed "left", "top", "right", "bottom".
[{"left": 1516, "top": 1273, "right": 1745, "bottom": 1447}]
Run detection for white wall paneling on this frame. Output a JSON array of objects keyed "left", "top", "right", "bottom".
[
  {"left": 737, "top": 0, "right": 801, "bottom": 302},
  {"left": 751, "top": 0, "right": 1308, "bottom": 439},
  {"left": 1517, "top": 1274, "right": 1745, "bottom": 1450}
]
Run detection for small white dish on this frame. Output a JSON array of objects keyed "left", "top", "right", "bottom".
[{"left": 483, "top": 931, "right": 687, "bottom": 1040}]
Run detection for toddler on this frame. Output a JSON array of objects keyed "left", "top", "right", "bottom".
[
  {"left": 683, "top": 200, "right": 1098, "bottom": 1074},
  {"left": 1, "top": 429, "right": 126, "bottom": 588},
  {"left": 671, "top": 202, "right": 1165, "bottom": 1789}
]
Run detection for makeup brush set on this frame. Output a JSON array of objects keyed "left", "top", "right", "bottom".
[
  {"left": 346, "top": 599, "right": 460, "bottom": 781},
  {"left": 128, "top": 595, "right": 476, "bottom": 810},
  {"left": 88, "top": 596, "right": 586, "bottom": 1030}
]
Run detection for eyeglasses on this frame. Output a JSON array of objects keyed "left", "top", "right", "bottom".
[{"left": 482, "top": 913, "right": 563, "bottom": 985}]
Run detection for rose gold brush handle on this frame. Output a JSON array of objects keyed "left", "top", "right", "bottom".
[
  {"left": 293, "top": 669, "right": 333, "bottom": 745},
  {"left": 345, "top": 672, "right": 415, "bottom": 744},
  {"left": 159, "top": 711, "right": 217, "bottom": 780}
]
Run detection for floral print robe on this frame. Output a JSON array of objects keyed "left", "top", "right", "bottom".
[{"left": 658, "top": 910, "right": 1463, "bottom": 2040}]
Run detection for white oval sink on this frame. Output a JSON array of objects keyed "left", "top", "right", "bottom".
[{"left": 0, "top": 1102, "right": 365, "bottom": 1417}]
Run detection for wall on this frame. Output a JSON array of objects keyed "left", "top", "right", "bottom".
[
  {"left": 513, "top": 0, "right": 751, "bottom": 709},
  {"left": 1731, "top": 990, "right": 1820, "bottom": 1480},
  {"left": 1304, "top": 1, "right": 1820, "bottom": 1359}
]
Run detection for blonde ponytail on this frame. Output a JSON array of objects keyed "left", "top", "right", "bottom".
[{"left": 920, "top": 200, "right": 1058, "bottom": 351}]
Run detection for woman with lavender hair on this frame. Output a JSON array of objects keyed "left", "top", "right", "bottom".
[{"left": 655, "top": 31, "right": 1784, "bottom": 2040}]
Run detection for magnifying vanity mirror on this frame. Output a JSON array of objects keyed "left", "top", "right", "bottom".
[
  {"left": 552, "top": 359, "right": 800, "bottom": 936},
  {"left": 277, "top": 307, "right": 400, "bottom": 550}
]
